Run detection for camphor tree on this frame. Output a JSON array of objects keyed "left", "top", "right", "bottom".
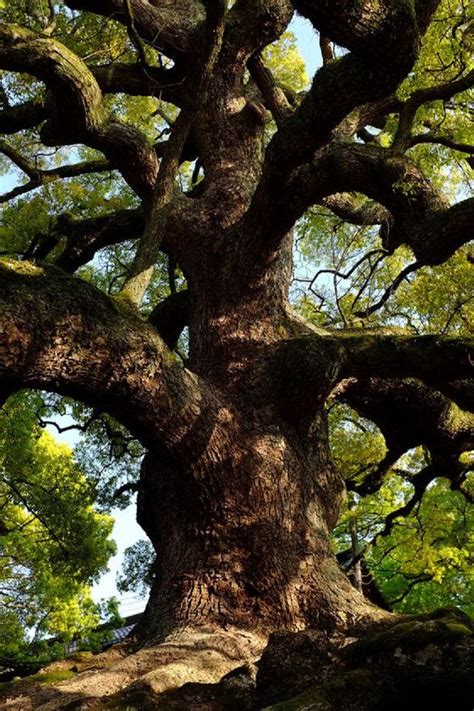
[{"left": 0, "top": 0, "right": 473, "bottom": 704}]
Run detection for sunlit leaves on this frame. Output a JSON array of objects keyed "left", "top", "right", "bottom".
[
  {"left": 38, "top": 393, "right": 144, "bottom": 512},
  {"left": 367, "top": 477, "right": 473, "bottom": 614},
  {"left": 330, "top": 406, "right": 473, "bottom": 615},
  {"left": 296, "top": 208, "right": 473, "bottom": 333},
  {"left": 263, "top": 30, "right": 309, "bottom": 93},
  {"left": 329, "top": 403, "right": 387, "bottom": 484},
  {"left": 0, "top": 610, "right": 24, "bottom": 657},
  {"left": 0, "top": 392, "right": 116, "bottom": 650},
  {"left": 399, "top": 0, "right": 473, "bottom": 96}
]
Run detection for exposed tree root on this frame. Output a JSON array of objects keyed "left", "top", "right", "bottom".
[
  {"left": 0, "top": 628, "right": 265, "bottom": 710},
  {"left": 1, "top": 610, "right": 472, "bottom": 710}
]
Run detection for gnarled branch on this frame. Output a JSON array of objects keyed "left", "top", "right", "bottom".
[
  {"left": 238, "top": 0, "right": 442, "bottom": 272},
  {"left": 0, "top": 25, "right": 158, "bottom": 201},
  {"left": 0, "top": 259, "right": 216, "bottom": 454},
  {"left": 64, "top": 0, "right": 204, "bottom": 61}
]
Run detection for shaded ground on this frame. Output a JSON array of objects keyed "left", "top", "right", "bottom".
[{"left": 0, "top": 610, "right": 472, "bottom": 710}]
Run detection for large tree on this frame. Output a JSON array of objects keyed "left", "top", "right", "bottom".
[{"left": 0, "top": 0, "right": 473, "bottom": 703}]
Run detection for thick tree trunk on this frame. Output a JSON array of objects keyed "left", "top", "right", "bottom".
[
  {"left": 2, "top": 4, "right": 474, "bottom": 708},
  {"left": 126, "top": 212, "right": 387, "bottom": 645},
  {"left": 135, "top": 407, "right": 382, "bottom": 645}
]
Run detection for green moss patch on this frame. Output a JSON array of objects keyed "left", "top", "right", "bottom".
[
  {"left": 346, "top": 608, "right": 472, "bottom": 665},
  {"left": 264, "top": 669, "right": 390, "bottom": 711},
  {"left": 28, "top": 669, "right": 76, "bottom": 685}
]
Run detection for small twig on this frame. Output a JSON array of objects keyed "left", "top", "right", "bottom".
[
  {"left": 309, "top": 249, "right": 384, "bottom": 291},
  {"left": 124, "top": 0, "right": 148, "bottom": 67},
  {"left": 0, "top": 153, "right": 112, "bottom": 205},
  {"left": 113, "top": 482, "right": 139, "bottom": 500},
  {"left": 352, "top": 261, "right": 421, "bottom": 318},
  {"left": 350, "top": 252, "right": 387, "bottom": 313}
]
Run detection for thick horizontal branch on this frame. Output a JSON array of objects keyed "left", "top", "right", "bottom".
[
  {"left": 314, "top": 148, "right": 473, "bottom": 265},
  {"left": 320, "top": 194, "right": 390, "bottom": 226},
  {"left": 338, "top": 333, "right": 473, "bottom": 389},
  {"left": 292, "top": 145, "right": 448, "bottom": 244},
  {"left": 0, "top": 259, "right": 216, "bottom": 454},
  {"left": 90, "top": 62, "right": 185, "bottom": 104},
  {"left": 259, "top": 140, "right": 470, "bottom": 269},
  {"left": 274, "top": 332, "right": 473, "bottom": 427},
  {"left": 31, "top": 195, "right": 192, "bottom": 274},
  {"left": 341, "top": 378, "right": 474, "bottom": 495},
  {"left": 53, "top": 208, "right": 145, "bottom": 272},
  {"left": 64, "top": 0, "right": 204, "bottom": 61}
]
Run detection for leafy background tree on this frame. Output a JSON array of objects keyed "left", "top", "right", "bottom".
[{"left": 0, "top": 392, "right": 116, "bottom": 663}]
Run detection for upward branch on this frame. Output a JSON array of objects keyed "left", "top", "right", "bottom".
[
  {"left": 238, "top": 0, "right": 439, "bottom": 267},
  {"left": 0, "top": 25, "right": 158, "bottom": 200},
  {"left": 120, "top": 1, "right": 228, "bottom": 305}
]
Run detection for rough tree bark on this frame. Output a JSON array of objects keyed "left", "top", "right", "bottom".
[{"left": 0, "top": 0, "right": 473, "bottom": 705}]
